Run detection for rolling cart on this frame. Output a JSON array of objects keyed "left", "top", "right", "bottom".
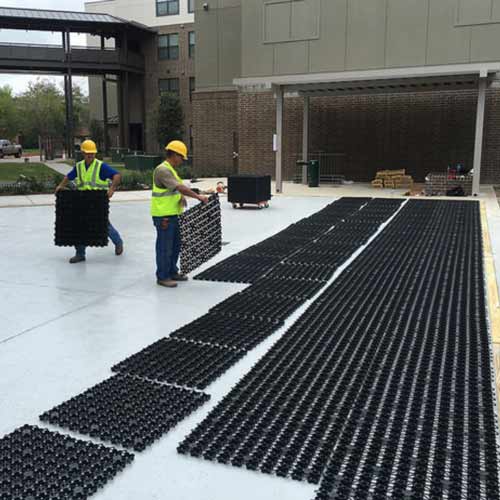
[{"left": 228, "top": 174, "right": 271, "bottom": 209}]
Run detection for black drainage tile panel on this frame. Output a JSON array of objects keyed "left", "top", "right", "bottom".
[
  {"left": 111, "top": 338, "right": 246, "bottom": 391},
  {"left": 170, "top": 312, "right": 283, "bottom": 352},
  {"left": 40, "top": 374, "right": 209, "bottom": 452},
  {"left": 178, "top": 200, "right": 500, "bottom": 500},
  {"left": 0, "top": 424, "right": 133, "bottom": 500},
  {"left": 55, "top": 190, "right": 110, "bottom": 247},
  {"left": 179, "top": 194, "right": 222, "bottom": 275},
  {"left": 209, "top": 290, "right": 305, "bottom": 323},
  {"left": 249, "top": 277, "right": 327, "bottom": 300}
]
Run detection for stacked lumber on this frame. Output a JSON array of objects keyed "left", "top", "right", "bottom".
[{"left": 371, "top": 169, "right": 414, "bottom": 189}]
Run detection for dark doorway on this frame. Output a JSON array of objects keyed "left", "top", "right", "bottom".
[{"left": 129, "top": 124, "right": 143, "bottom": 152}]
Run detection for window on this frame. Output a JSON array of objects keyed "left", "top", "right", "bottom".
[
  {"left": 189, "top": 77, "right": 195, "bottom": 101},
  {"left": 188, "top": 31, "right": 195, "bottom": 59},
  {"left": 188, "top": 0, "right": 194, "bottom": 13},
  {"left": 158, "top": 33, "right": 179, "bottom": 60},
  {"left": 159, "top": 78, "right": 180, "bottom": 96},
  {"left": 156, "top": 0, "right": 179, "bottom": 16}
]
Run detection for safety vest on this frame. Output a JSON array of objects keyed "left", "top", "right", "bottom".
[
  {"left": 75, "top": 159, "right": 110, "bottom": 190},
  {"left": 151, "top": 161, "right": 183, "bottom": 216}
]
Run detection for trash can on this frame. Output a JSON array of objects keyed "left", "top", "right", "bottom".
[
  {"left": 110, "top": 148, "right": 130, "bottom": 163},
  {"left": 124, "top": 155, "right": 162, "bottom": 171},
  {"left": 308, "top": 160, "right": 320, "bottom": 187}
]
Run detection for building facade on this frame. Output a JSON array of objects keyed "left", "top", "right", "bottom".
[
  {"left": 194, "top": 0, "right": 500, "bottom": 188},
  {"left": 85, "top": 0, "right": 195, "bottom": 153}
]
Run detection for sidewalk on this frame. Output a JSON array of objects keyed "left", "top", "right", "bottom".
[{"left": 0, "top": 180, "right": 497, "bottom": 208}]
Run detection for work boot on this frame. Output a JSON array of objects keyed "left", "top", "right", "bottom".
[
  {"left": 157, "top": 279, "right": 178, "bottom": 288},
  {"left": 115, "top": 243, "right": 124, "bottom": 256},
  {"left": 172, "top": 273, "right": 189, "bottom": 282},
  {"left": 69, "top": 255, "right": 86, "bottom": 264}
]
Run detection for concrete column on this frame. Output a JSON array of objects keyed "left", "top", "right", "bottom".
[
  {"left": 275, "top": 85, "right": 283, "bottom": 193},
  {"left": 302, "top": 96, "right": 309, "bottom": 185},
  {"left": 472, "top": 78, "right": 487, "bottom": 196}
]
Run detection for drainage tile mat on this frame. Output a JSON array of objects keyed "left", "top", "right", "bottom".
[
  {"left": 111, "top": 338, "right": 246, "bottom": 390},
  {"left": 178, "top": 200, "right": 500, "bottom": 500},
  {"left": 40, "top": 374, "right": 209, "bottom": 452},
  {"left": 0, "top": 424, "right": 133, "bottom": 500},
  {"left": 170, "top": 312, "right": 283, "bottom": 352}
]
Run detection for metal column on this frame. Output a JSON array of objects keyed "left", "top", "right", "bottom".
[
  {"left": 123, "top": 71, "right": 130, "bottom": 148},
  {"left": 117, "top": 75, "right": 124, "bottom": 148},
  {"left": 302, "top": 96, "right": 309, "bottom": 185},
  {"left": 63, "top": 30, "right": 74, "bottom": 159},
  {"left": 275, "top": 85, "right": 284, "bottom": 194},
  {"left": 101, "top": 36, "right": 109, "bottom": 155},
  {"left": 472, "top": 78, "right": 487, "bottom": 196}
]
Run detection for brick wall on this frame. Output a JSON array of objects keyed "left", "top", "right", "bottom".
[
  {"left": 237, "top": 91, "right": 303, "bottom": 180},
  {"left": 194, "top": 88, "right": 500, "bottom": 184},
  {"left": 192, "top": 89, "right": 239, "bottom": 176},
  {"left": 143, "top": 23, "right": 195, "bottom": 153}
]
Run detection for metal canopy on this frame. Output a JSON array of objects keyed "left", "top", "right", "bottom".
[
  {"left": 0, "top": 6, "right": 153, "bottom": 36},
  {"left": 0, "top": 7, "right": 121, "bottom": 23},
  {"left": 258, "top": 64, "right": 500, "bottom": 195}
]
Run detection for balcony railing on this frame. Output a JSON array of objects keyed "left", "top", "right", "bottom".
[{"left": 0, "top": 42, "right": 144, "bottom": 71}]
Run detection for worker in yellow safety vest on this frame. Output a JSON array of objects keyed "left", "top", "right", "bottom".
[
  {"left": 55, "top": 139, "right": 123, "bottom": 263},
  {"left": 152, "top": 140, "right": 209, "bottom": 288}
]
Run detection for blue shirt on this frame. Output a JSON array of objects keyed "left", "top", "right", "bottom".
[{"left": 67, "top": 162, "right": 119, "bottom": 181}]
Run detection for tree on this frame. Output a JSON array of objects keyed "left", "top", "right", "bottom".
[
  {"left": 17, "top": 79, "right": 65, "bottom": 148},
  {"left": 155, "top": 92, "right": 184, "bottom": 148},
  {"left": 13, "top": 79, "right": 89, "bottom": 149},
  {"left": 89, "top": 119, "right": 104, "bottom": 150},
  {"left": 0, "top": 85, "right": 19, "bottom": 139},
  {"left": 72, "top": 84, "right": 90, "bottom": 132}
]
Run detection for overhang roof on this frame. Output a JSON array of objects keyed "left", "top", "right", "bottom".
[
  {"left": 234, "top": 62, "right": 500, "bottom": 96},
  {"left": 0, "top": 6, "right": 154, "bottom": 36}
]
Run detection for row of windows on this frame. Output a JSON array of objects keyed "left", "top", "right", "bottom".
[
  {"left": 156, "top": 0, "right": 194, "bottom": 16},
  {"left": 159, "top": 77, "right": 196, "bottom": 100},
  {"left": 158, "top": 32, "right": 195, "bottom": 60}
]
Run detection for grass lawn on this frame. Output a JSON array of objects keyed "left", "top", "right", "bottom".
[
  {"left": 0, "top": 162, "right": 60, "bottom": 182},
  {"left": 22, "top": 148, "right": 40, "bottom": 155},
  {"left": 56, "top": 160, "right": 142, "bottom": 177}
]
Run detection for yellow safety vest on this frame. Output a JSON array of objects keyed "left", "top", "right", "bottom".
[
  {"left": 75, "top": 159, "right": 110, "bottom": 190},
  {"left": 151, "top": 161, "right": 183, "bottom": 216}
]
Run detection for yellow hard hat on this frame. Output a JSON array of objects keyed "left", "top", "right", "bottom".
[
  {"left": 165, "top": 140, "right": 188, "bottom": 160},
  {"left": 81, "top": 140, "right": 97, "bottom": 154}
]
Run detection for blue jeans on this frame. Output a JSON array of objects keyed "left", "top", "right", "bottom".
[
  {"left": 153, "top": 216, "right": 181, "bottom": 281},
  {"left": 75, "top": 223, "right": 122, "bottom": 257}
]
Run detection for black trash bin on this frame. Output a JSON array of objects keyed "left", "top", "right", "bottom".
[{"left": 308, "top": 160, "right": 320, "bottom": 187}]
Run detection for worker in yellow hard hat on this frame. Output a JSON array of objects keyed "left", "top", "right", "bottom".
[
  {"left": 151, "top": 140, "right": 209, "bottom": 288},
  {"left": 55, "top": 139, "right": 124, "bottom": 264}
]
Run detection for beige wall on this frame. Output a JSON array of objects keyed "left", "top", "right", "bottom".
[
  {"left": 196, "top": 0, "right": 500, "bottom": 89},
  {"left": 195, "top": 0, "right": 241, "bottom": 89},
  {"left": 85, "top": 0, "right": 194, "bottom": 28}
]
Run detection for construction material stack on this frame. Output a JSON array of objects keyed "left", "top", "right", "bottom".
[{"left": 371, "top": 169, "right": 414, "bottom": 190}]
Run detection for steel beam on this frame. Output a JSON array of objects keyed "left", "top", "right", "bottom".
[
  {"left": 472, "top": 78, "right": 487, "bottom": 196},
  {"left": 302, "top": 96, "right": 309, "bottom": 185},
  {"left": 275, "top": 85, "right": 283, "bottom": 194}
]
